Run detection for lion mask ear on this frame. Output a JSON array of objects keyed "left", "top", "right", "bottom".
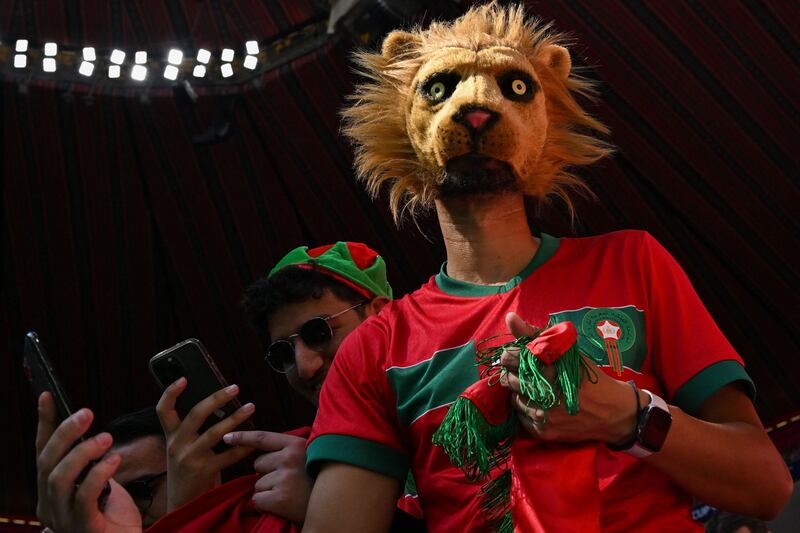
[
  {"left": 382, "top": 30, "right": 423, "bottom": 61},
  {"left": 539, "top": 44, "right": 571, "bottom": 80}
]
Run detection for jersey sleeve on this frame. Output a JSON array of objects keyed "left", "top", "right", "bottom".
[
  {"left": 306, "top": 318, "right": 410, "bottom": 480},
  {"left": 641, "top": 232, "right": 755, "bottom": 414}
]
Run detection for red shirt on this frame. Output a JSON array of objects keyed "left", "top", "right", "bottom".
[{"left": 308, "top": 231, "right": 754, "bottom": 531}]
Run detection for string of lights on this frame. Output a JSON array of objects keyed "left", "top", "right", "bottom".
[{"left": 0, "top": 18, "right": 328, "bottom": 98}]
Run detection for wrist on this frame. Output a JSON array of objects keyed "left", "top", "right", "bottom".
[{"left": 606, "top": 380, "right": 642, "bottom": 447}]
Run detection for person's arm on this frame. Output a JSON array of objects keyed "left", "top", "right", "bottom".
[
  {"left": 645, "top": 383, "right": 792, "bottom": 519},
  {"left": 156, "top": 377, "right": 256, "bottom": 511},
  {"left": 502, "top": 312, "right": 792, "bottom": 520},
  {"left": 303, "top": 462, "right": 401, "bottom": 533}
]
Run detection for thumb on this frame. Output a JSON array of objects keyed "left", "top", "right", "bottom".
[{"left": 506, "top": 312, "right": 538, "bottom": 338}]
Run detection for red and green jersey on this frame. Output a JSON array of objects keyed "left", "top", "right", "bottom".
[{"left": 307, "top": 231, "right": 754, "bottom": 532}]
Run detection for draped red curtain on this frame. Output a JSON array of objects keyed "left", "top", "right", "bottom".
[{"left": 2, "top": 0, "right": 798, "bottom": 516}]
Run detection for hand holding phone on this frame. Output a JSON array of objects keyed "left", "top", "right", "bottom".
[
  {"left": 22, "top": 331, "right": 111, "bottom": 511},
  {"left": 35, "top": 393, "right": 142, "bottom": 533},
  {"left": 150, "top": 339, "right": 257, "bottom": 511}
]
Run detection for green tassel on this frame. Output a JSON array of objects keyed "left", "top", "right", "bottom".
[
  {"left": 432, "top": 396, "right": 516, "bottom": 481},
  {"left": 480, "top": 469, "right": 511, "bottom": 517},
  {"left": 517, "top": 346, "right": 557, "bottom": 409},
  {"left": 480, "top": 470, "right": 514, "bottom": 532},
  {"left": 553, "top": 343, "right": 588, "bottom": 415},
  {"left": 496, "top": 511, "right": 514, "bottom": 533},
  {"left": 476, "top": 334, "right": 535, "bottom": 369}
]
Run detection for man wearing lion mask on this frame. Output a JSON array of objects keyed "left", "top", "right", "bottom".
[{"left": 304, "top": 3, "right": 791, "bottom": 532}]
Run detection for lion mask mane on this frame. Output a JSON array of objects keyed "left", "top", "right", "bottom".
[{"left": 343, "top": 2, "right": 612, "bottom": 221}]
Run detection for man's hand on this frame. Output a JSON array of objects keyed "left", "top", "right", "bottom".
[
  {"left": 499, "top": 312, "right": 642, "bottom": 446},
  {"left": 156, "top": 378, "right": 256, "bottom": 511},
  {"left": 223, "top": 430, "right": 311, "bottom": 523},
  {"left": 36, "top": 392, "right": 142, "bottom": 533}
]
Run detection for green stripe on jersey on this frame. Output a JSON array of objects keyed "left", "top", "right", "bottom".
[
  {"left": 388, "top": 341, "right": 480, "bottom": 426},
  {"left": 673, "top": 360, "right": 755, "bottom": 415},
  {"left": 435, "top": 234, "right": 560, "bottom": 296},
  {"left": 306, "top": 435, "right": 409, "bottom": 480}
]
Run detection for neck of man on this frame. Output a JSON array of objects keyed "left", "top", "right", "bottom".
[{"left": 435, "top": 192, "right": 539, "bottom": 286}]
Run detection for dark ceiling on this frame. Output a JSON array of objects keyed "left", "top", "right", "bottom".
[{"left": 2, "top": 0, "right": 798, "bottom": 516}]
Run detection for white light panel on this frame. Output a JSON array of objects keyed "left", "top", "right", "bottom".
[
  {"left": 82, "top": 47, "right": 96, "bottom": 61},
  {"left": 15, "top": 39, "right": 28, "bottom": 52},
  {"left": 245, "top": 40, "right": 258, "bottom": 55},
  {"left": 78, "top": 61, "right": 95, "bottom": 76},
  {"left": 163, "top": 64, "right": 179, "bottom": 80},
  {"left": 44, "top": 42, "right": 57, "bottom": 56},
  {"left": 43, "top": 57, "right": 57, "bottom": 72},
  {"left": 131, "top": 64, "right": 148, "bottom": 81},
  {"left": 14, "top": 54, "right": 27, "bottom": 68},
  {"left": 135, "top": 51, "right": 147, "bottom": 64},
  {"left": 167, "top": 49, "right": 183, "bottom": 65},
  {"left": 110, "top": 49, "right": 126, "bottom": 65},
  {"left": 196, "top": 48, "right": 211, "bottom": 64},
  {"left": 220, "top": 63, "right": 233, "bottom": 78},
  {"left": 243, "top": 55, "right": 257, "bottom": 70},
  {"left": 109, "top": 65, "right": 121, "bottom": 78},
  {"left": 221, "top": 48, "right": 234, "bottom": 62},
  {"left": 192, "top": 65, "right": 206, "bottom": 78}
]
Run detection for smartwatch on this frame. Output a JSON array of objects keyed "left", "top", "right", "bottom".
[{"left": 627, "top": 389, "right": 672, "bottom": 458}]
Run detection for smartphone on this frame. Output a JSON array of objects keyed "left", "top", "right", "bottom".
[
  {"left": 149, "top": 338, "right": 250, "bottom": 451},
  {"left": 23, "top": 331, "right": 111, "bottom": 504},
  {"left": 23, "top": 331, "right": 75, "bottom": 425}
]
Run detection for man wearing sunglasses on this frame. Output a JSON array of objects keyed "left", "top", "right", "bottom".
[{"left": 150, "top": 242, "right": 421, "bottom": 531}]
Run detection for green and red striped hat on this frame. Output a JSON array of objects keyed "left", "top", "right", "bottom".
[{"left": 268, "top": 241, "right": 393, "bottom": 300}]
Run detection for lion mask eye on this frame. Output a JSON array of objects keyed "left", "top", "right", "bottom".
[
  {"left": 421, "top": 72, "right": 460, "bottom": 103},
  {"left": 498, "top": 70, "right": 538, "bottom": 102},
  {"left": 430, "top": 82, "right": 446, "bottom": 99}
]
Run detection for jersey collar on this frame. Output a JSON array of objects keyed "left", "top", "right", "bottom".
[{"left": 435, "top": 233, "right": 560, "bottom": 297}]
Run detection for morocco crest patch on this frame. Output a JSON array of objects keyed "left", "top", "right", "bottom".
[{"left": 549, "top": 306, "right": 646, "bottom": 375}]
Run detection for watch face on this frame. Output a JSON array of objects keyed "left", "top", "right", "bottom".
[{"left": 639, "top": 406, "right": 672, "bottom": 452}]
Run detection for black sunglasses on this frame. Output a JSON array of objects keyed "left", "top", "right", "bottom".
[
  {"left": 124, "top": 471, "right": 166, "bottom": 513},
  {"left": 266, "top": 302, "right": 365, "bottom": 374}
]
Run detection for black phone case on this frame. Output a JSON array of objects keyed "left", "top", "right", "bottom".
[
  {"left": 23, "top": 331, "right": 74, "bottom": 425},
  {"left": 149, "top": 339, "right": 247, "bottom": 452},
  {"left": 22, "top": 331, "right": 111, "bottom": 504}
]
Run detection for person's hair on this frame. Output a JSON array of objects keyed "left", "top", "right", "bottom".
[
  {"left": 242, "top": 266, "right": 366, "bottom": 346},
  {"left": 705, "top": 511, "right": 769, "bottom": 533},
  {"left": 104, "top": 406, "right": 164, "bottom": 448}
]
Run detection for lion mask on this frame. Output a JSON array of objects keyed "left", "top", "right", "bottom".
[{"left": 343, "top": 3, "right": 611, "bottom": 221}]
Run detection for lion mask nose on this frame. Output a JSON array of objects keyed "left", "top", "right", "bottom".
[{"left": 455, "top": 107, "right": 497, "bottom": 136}]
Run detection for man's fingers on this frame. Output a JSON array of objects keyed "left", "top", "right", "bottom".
[
  {"left": 46, "top": 432, "right": 113, "bottom": 504},
  {"left": 73, "top": 452, "right": 120, "bottom": 519},
  {"left": 155, "top": 377, "right": 187, "bottom": 434},
  {"left": 253, "top": 451, "right": 282, "bottom": 475},
  {"left": 194, "top": 402, "right": 256, "bottom": 452},
  {"left": 499, "top": 346, "right": 521, "bottom": 370},
  {"left": 210, "top": 441, "right": 256, "bottom": 472},
  {"left": 38, "top": 408, "right": 94, "bottom": 484},
  {"left": 506, "top": 312, "right": 538, "bottom": 338},
  {"left": 251, "top": 487, "right": 281, "bottom": 515},
  {"left": 35, "top": 392, "right": 57, "bottom": 455},
  {"left": 498, "top": 368, "right": 521, "bottom": 393},
  {"left": 180, "top": 384, "right": 241, "bottom": 436},
  {"left": 253, "top": 471, "right": 276, "bottom": 493},
  {"left": 223, "top": 430, "right": 298, "bottom": 452}
]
